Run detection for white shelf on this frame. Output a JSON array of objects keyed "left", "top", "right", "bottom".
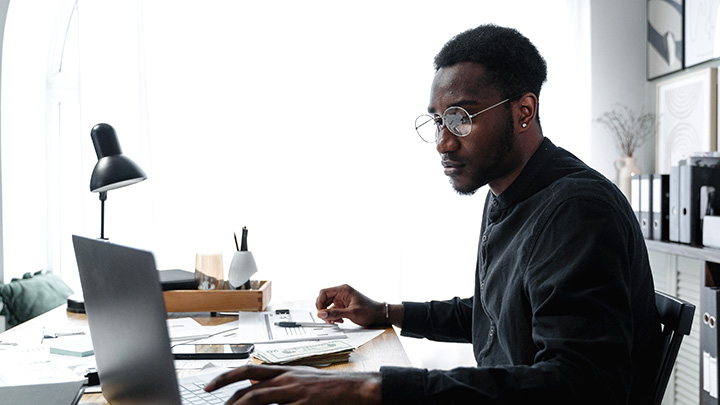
[{"left": 645, "top": 239, "right": 720, "bottom": 264}]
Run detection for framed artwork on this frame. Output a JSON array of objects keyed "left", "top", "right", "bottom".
[
  {"left": 656, "top": 67, "right": 717, "bottom": 173},
  {"left": 685, "top": 0, "right": 720, "bottom": 67},
  {"left": 648, "top": 0, "right": 685, "bottom": 80}
]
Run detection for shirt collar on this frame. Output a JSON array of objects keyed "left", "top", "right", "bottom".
[{"left": 494, "top": 137, "right": 557, "bottom": 208}]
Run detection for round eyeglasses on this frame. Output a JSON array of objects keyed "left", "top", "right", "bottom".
[{"left": 414, "top": 96, "right": 515, "bottom": 144}]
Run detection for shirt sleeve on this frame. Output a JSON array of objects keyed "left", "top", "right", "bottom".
[{"left": 399, "top": 297, "right": 474, "bottom": 343}]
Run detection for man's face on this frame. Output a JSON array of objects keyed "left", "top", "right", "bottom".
[{"left": 428, "top": 62, "right": 517, "bottom": 195}]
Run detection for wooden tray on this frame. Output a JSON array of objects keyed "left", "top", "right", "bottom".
[{"left": 163, "top": 280, "right": 271, "bottom": 312}]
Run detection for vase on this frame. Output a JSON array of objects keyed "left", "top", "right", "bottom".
[
  {"left": 228, "top": 251, "right": 258, "bottom": 289},
  {"left": 615, "top": 156, "right": 641, "bottom": 201}
]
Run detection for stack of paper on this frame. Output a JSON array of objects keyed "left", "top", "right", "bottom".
[
  {"left": 0, "top": 345, "right": 85, "bottom": 404},
  {"left": 252, "top": 340, "right": 354, "bottom": 366}
]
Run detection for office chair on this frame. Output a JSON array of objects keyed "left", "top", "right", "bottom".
[{"left": 652, "top": 290, "right": 696, "bottom": 405}]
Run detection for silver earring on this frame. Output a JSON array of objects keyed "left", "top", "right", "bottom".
[{"left": 522, "top": 123, "right": 527, "bottom": 128}]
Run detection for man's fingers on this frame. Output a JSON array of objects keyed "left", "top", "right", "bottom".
[
  {"left": 315, "top": 288, "right": 339, "bottom": 310},
  {"left": 205, "top": 365, "right": 288, "bottom": 391},
  {"left": 227, "top": 383, "right": 297, "bottom": 405},
  {"left": 316, "top": 285, "right": 354, "bottom": 309},
  {"left": 317, "top": 307, "right": 352, "bottom": 323}
]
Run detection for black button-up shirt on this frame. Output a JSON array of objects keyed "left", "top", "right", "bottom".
[{"left": 382, "top": 138, "right": 662, "bottom": 404}]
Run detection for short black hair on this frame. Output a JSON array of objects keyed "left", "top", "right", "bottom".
[{"left": 434, "top": 24, "right": 547, "bottom": 100}]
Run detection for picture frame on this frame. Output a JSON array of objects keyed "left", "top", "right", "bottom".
[
  {"left": 648, "top": 0, "right": 685, "bottom": 80},
  {"left": 685, "top": 0, "right": 720, "bottom": 67},
  {"left": 656, "top": 67, "right": 718, "bottom": 173}
]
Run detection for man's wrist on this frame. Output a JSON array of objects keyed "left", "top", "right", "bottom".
[
  {"left": 383, "top": 303, "right": 403, "bottom": 327},
  {"left": 360, "top": 372, "right": 382, "bottom": 404}
]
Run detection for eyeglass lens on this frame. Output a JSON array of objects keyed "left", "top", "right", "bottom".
[
  {"left": 414, "top": 107, "right": 473, "bottom": 143},
  {"left": 444, "top": 107, "right": 472, "bottom": 136}
]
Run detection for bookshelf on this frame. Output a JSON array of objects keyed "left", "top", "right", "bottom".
[{"left": 645, "top": 239, "right": 720, "bottom": 405}]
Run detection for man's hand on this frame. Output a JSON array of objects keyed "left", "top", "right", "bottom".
[
  {"left": 204, "top": 364, "right": 381, "bottom": 405},
  {"left": 315, "top": 284, "right": 387, "bottom": 326}
]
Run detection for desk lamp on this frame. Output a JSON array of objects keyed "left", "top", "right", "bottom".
[{"left": 89, "top": 123, "right": 147, "bottom": 239}]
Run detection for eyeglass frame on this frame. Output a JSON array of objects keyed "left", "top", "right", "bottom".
[{"left": 415, "top": 93, "right": 523, "bottom": 144}]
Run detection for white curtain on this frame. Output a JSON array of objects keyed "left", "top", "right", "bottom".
[{"left": 2, "top": 0, "right": 590, "bottom": 312}]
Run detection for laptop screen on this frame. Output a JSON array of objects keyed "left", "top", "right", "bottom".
[{"left": 72, "top": 235, "right": 182, "bottom": 404}]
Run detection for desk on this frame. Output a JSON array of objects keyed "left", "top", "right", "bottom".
[{"left": 0, "top": 305, "right": 412, "bottom": 404}]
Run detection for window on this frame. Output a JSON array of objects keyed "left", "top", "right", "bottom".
[{"left": 2, "top": 1, "right": 591, "bottom": 307}]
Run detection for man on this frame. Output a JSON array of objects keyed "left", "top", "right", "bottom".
[{"left": 206, "top": 24, "right": 662, "bottom": 404}]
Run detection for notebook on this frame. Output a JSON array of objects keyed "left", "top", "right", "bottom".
[{"left": 72, "top": 235, "right": 250, "bottom": 404}]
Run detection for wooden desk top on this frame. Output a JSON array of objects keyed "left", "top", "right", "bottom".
[{"left": 0, "top": 305, "right": 412, "bottom": 404}]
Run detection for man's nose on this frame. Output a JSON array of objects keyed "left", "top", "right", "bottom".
[{"left": 436, "top": 129, "right": 460, "bottom": 154}]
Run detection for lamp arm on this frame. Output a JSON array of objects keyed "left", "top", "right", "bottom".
[{"left": 99, "top": 191, "right": 107, "bottom": 240}]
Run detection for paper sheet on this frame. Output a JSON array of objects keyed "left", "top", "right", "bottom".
[
  {"left": 0, "top": 346, "right": 85, "bottom": 404},
  {"left": 175, "top": 359, "right": 250, "bottom": 370},
  {"left": 193, "top": 310, "right": 348, "bottom": 344},
  {"left": 336, "top": 325, "right": 385, "bottom": 349},
  {"left": 167, "top": 318, "right": 211, "bottom": 343}
]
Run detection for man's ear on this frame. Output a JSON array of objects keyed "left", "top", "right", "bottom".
[{"left": 515, "top": 93, "right": 537, "bottom": 131}]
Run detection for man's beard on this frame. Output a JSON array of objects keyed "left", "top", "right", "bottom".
[{"left": 453, "top": 115, "right": 516, "bottom": 196}]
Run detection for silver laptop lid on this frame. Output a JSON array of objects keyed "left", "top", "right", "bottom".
[{"left": 72, "top": 235, "right": 181, "bottom": 404}]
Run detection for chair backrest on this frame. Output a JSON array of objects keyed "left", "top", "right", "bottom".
[{"left": 652, "top": 290, "right": 696, "bottom": 405}]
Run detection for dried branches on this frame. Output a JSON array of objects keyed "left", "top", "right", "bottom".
[{"left": 596, "top": 104, "right": 655, "bottom": 157}]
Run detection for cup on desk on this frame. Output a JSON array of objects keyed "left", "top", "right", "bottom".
[{"left": 194, "top": 253, "right": 224, "bottom": 290}]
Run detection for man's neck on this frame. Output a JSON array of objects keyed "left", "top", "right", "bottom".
[{"left": 488, "top": 133, "right": 544, "bottom": 196}]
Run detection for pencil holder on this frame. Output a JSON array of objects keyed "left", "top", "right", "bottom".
[{"left": 228, "top": 251, "right": 258, "bottom": 289}]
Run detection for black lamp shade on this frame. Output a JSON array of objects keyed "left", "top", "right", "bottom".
[{"left": 89, "top": 123, "right": 147, "bottom": 193}]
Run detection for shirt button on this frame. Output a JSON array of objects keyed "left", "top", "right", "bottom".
[
  {"left": 492, "top": 200, "right": 498, "bottom": 207},
  {"left": 489, "top": 326, "right": 495, "bottom": 339},
  {"left": 481, "top": 234, "right": 487, "bottom": 242},
  {"left": 480, "top": 281, "right": 485, "bottom": 290}
]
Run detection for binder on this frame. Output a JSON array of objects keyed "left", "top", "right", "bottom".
[
  {"left": 678, "top": 157, "right": 720, "bottom": 246},
  {"left": 670, "top": 166, "right": 680, "bottom": 242},
  {"left": 640, "top": 174, "right": 652, "bottom": 239},
  {"left": 702, "top": 286, "right": 720, "bottom": 404},
  {"left": 706, "top": 216, "right": 720, "bottom": 249},
  {"left": 679, "top": 163, "right": 692, "bottom": 244},
  {"left": 652, "top": 174, "right": 670, "bottom": 241},
  {"left": 631, "top": 174, "right": 641, "bottom": 225}
]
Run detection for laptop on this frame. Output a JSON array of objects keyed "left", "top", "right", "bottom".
[{"left": 72, "top": 235, "right": 250, "bottom": 404}]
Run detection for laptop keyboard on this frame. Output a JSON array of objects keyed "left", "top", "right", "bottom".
[{"left": 180, "top": 381, "right": 231, "bottom": 405}]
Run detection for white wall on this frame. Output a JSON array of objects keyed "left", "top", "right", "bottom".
[{"left": 590, "top": 0, "right": 653, "bottom": 178}]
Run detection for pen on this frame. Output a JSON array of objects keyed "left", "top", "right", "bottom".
[
  {"left": 43, "top": 330, "right": 86, "bottom": 339},
  {"left": 240, "top": 226, "right": 248, "bottom": 251},
  {"left": 240, "top": 227, "right": 251, "bottom": 290},
  {"left": 234, "top": 232, "right": 240, "bottom": 251},
  {"left": 274, "top": 322, "right": 337, "bottom": 328}
]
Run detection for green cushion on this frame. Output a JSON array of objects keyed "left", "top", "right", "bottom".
[{"left": 0, "top": 271, "right": 74, "bottom": 327}]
